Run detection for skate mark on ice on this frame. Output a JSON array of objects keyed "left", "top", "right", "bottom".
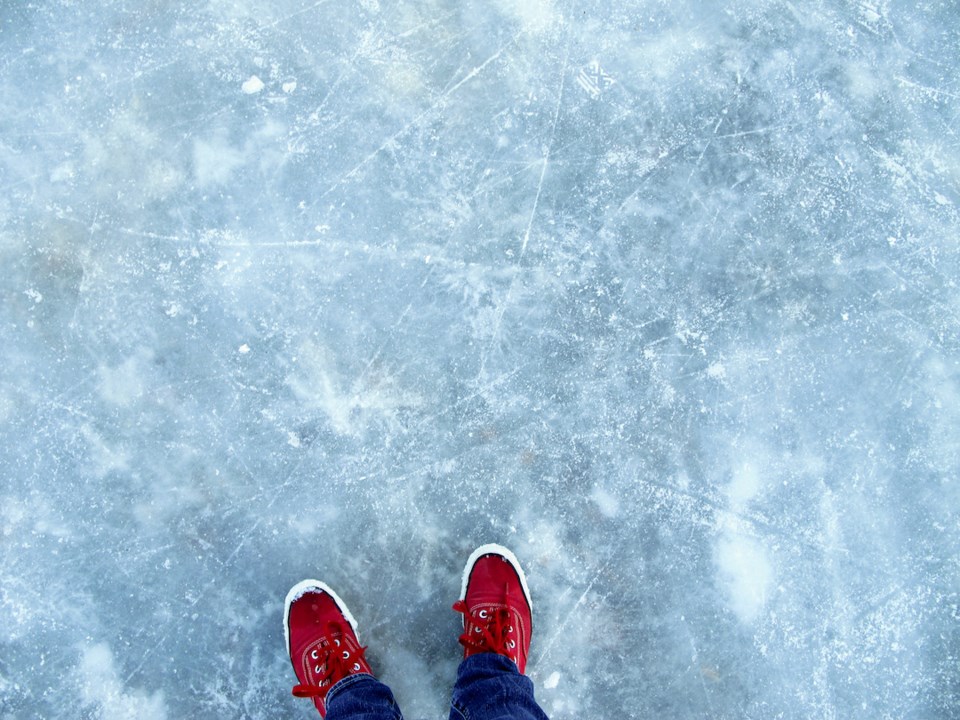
[
  {"left": 484, "top": 29, "right": 570, "bottom": 368},
  {"left": 535, "top": 555, "right": 613, "bottom": 666},
  {"left": 260, "top": 0, "right": 336, "bottom": 30},
  {"left": 317, "top": 41, "right": 516, "bottom": 202},
  {"left": 520, "top": 28, "right": 568, "bottom": 261}
]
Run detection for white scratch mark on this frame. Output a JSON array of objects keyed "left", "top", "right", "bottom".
[
  {"left": 261, "top": 0, "right": 336, "bottom": 30},
  {"left": 320, "top": 44, "right": 511, "bottom": 199}
]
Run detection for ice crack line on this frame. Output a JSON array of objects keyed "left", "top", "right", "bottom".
[
  {"left": 261, "top": 0, "right": 336, "bottom": 30},
  {"left": 521, "top": 157, "right": 550, "bottom": 260},
  {"left": 535, "top": 556, "right": 612, "bottom": 666},
  {"left": 520, "top": 40, "right": 568, "bottom": 260},
  {"left": 319, "top": 42, "right": 513, "bottom": 200},
  {"left": 485, "top": 33, "right": 569, "bottom": 366}
]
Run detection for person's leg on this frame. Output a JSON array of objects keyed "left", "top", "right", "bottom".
[
  {"left": 449, "top": 545, "right": 550, "bottom": 720},
  {"left": 450, "top": 653, "right": 548, "bottom": 720},
  {"left": 323, "top": 674, "right": 403, "bottom": 720},
  {"left": 285, "top": 580, "right": 403, "bottom": 720}
]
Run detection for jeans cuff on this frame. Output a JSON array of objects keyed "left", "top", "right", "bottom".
[{"left": 325, "top": 672, "right": 377, "bottom": 706}]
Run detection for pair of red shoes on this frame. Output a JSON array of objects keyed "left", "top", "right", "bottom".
[{"left": 284, "top": 544, "right": 533, "bottom": 717}]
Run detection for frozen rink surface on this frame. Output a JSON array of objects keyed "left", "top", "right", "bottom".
[{"left": 1, "top": 1, "right": 959, "bottom": 718}]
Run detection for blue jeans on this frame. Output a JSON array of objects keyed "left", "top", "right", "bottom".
[{"left": 324, "top": 653, "right": 550, "bottom": 720}]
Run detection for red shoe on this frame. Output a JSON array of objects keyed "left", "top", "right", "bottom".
[
  {"left": 284, "top": 580, "right": 372, "bottom": 718},
  {"left": 453, "top": 544, "right": 533, "bottom": 674}
]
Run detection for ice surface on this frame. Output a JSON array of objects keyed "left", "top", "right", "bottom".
[{"left": 1, "top": 1, "right": 958, "bottom": 718}]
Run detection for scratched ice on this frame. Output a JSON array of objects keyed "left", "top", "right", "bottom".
[{"left": 1, "top": 1, "right": 958, "bottom": 718}]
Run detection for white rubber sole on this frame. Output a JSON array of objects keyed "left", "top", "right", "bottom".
[
  {"left": 459, "top": 543, "right": 533, "bottom": 616},
  {"left": 283, "top": 579, "right": 360, "bottom": 656}
]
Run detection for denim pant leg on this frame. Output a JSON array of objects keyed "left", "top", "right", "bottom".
[
  {"left": 325, "top": 673, "right": 404, "bottom": 720},
  {"left": 449, "top": 653, "right": 550, "bottom": 720}
]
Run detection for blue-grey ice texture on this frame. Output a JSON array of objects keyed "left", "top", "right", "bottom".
[{"left": 1, "top": 1, "right": 958, "bottom": 718}]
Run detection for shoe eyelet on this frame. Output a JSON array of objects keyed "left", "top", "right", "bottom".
[
  {"left": 353, "top": 663, "right": 361, "bottom": 671},
  {"left": 310, "top": 650, "right": 319, "bottom": 659},
  {"left": 314, "top": 664, "right": 322, "bottom": 673},
  {"left": 342, "top": 650, "right": 350, "bottom": 659},
  {"left": 508, "top": 625, "right": 514, "bottom": 632},
  {"left": 334, "top": 639, "right": 341, "bottom": 647},
  {"left": 478, "top": 610, "right": 488, "bottom": 618},
  {"left": 474, "top": 626, "right": 482, "bottom": 633},
  {"left": 507, "top": 640, "right": 516, "bottom": 649}
]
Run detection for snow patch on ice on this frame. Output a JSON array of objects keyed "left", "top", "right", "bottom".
[
  {"left": 858, "top": 1, "right": 884, "bottom": 24},
  {"left": 727, "top": 460, "right": 762, "bottom": 509},
  {"left": 544, "top": 671, "right": 561, "bottom": 689},
  {"left": 715, "top": 533, "right": 773, "bottom": 625},
  {"left": 193, "top": 135, "right": 245, "bottom": 187},
  {"left": 241, "top": 75, "right": 264, "bottom": 94},
  {"left": 590, "top": 485, "right": 619, "bottom": 518},
  {"left": 846, "top": 60, "right": 881, "bottom": 100},
  {"left": 1, "top": 495, "right": 26, "bottom": 537},
  {"left": 706, "top": 361, "right": 726, "bottom": 380},
  {"left": 50, "top": 161, "right": 75, "bottom": 182},
  {"left": 626, "top": 28, "right": 707, "bottom": 81},
  {"left": 491, "top": 0, "right": 558, "bottom": 34},
  {"left": 714, "top": 451, "right": 774, "bottom": 624},
  {"left": 520, "top": 516, "right": 564, "bottom": 572},
  {"left": 78, "top": 643, "right": 168, "bottom": 720}
]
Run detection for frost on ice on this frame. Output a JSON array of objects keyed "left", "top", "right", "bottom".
[{"left": 2, "top": 1, "right": 958, "bottom": 718}]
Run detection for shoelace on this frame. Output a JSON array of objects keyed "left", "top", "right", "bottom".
[
  {"left": 453, "top": 597, "right": 519, "bottom": 660},
  {"left": 291, "top": 621, "right": 368, "bottom": 699}
]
